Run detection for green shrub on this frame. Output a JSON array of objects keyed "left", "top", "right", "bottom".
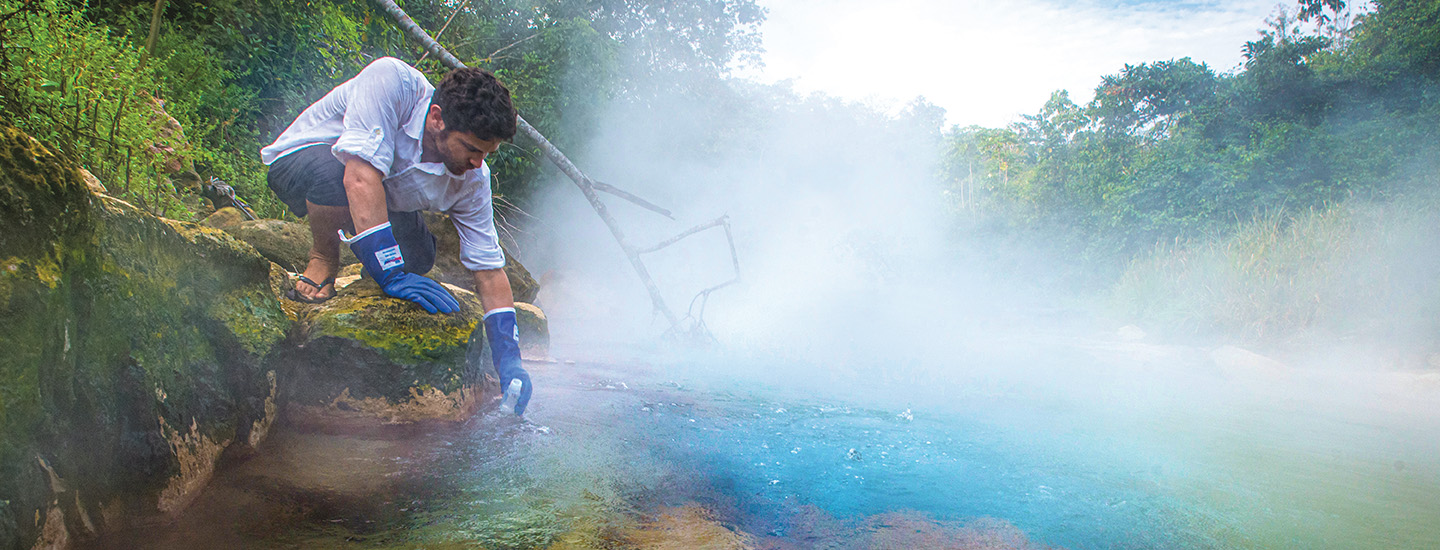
[{"left": 0, "top": 0, "right": 197, "bottom": 217}]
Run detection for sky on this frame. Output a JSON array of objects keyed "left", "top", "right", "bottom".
[{"left": 736, "top": 0, "right": 1298, "bottom": 128}]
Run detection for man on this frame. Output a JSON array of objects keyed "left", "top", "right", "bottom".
[{"left": 261, "top": 57, "right": 531, "bottom": 415}]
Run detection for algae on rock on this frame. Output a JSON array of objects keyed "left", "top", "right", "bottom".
[
  {"left": 277, "top": 276, "right": 495, "bottom": 428},
  {"left": 0, "top": 126, "right": 289, "bottom": 549},
  {"left": 276, "top": 273, "right": 550, "bottom": 429}
]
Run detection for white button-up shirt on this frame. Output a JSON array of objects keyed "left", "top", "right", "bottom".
[{"left": 260, "top": 57, "right": 505, "bottom": 271}]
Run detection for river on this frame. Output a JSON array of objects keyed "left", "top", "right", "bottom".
[{"left": 91, "top": 328, "right": 1440, "bottom": 549}]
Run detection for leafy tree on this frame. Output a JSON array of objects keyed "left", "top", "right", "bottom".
[
  {"left": 1092, "top": 58, "right": 1217, "bottom": 138},
  {"left": 942, "top": 0, "right": 1440, "bottom": 284}
]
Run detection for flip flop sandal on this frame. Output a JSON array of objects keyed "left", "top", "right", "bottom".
[{"left": 284, "top": 274, "right": 337, "bottom": 304}]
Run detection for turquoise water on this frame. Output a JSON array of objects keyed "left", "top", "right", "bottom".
[{"left": 98, "top": 339, "right": 1440, "bottom": 549}]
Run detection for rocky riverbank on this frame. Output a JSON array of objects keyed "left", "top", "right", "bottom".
[{"left": 0, "top": 126, "right": 547, "bottom": 550}]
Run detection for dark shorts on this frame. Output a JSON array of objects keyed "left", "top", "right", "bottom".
[{"left": 267, "top": 144, "right": 436, "bottom": 275}]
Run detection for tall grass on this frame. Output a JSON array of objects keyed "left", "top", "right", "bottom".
[
  {"left": 0, "top": 0, "right": 197, "bottom": 216},
  {"left": 1112, "top": 191, "right": 1440, "bottom": 353}
]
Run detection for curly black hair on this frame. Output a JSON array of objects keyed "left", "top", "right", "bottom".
[{"left": 432, "top": 67, "right": 517, "bottom": 141}]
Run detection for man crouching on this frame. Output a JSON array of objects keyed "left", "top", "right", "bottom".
[{"left": 261, "top": 57, "right": 532, "bottom": 415}]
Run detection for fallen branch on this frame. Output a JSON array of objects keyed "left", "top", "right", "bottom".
[
  {"left": 483, "top": 32, "right": 539, "bottom": 63},
  {"left": 637, "top": 216, "right": 726, "bottom": 254},
  {"left": 592, "top": 180, "right": 674, "bottom": 219}
]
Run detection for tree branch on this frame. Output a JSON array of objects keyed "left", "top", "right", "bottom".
[{"left": 417, "top": 3, "right": 465, "bottom": 65}]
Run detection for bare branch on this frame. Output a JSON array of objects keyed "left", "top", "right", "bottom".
[
  {"left": 483, "top": 32, "right": 539, "bottom": 62},
  {"left": 417, "top": 3, "right": 465, "bottom": 65},
  {"left": 591, "top": 180, "right": 674, "bottom": 219}
]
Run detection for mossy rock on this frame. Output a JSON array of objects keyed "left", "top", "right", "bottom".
[
  {"left": 199, "top": 206, "right": 246, "bottom": 230},
  {"left": 423, "top": 212, "right": 541, "bottom": 303},
  {"left": 276, "top": 277, "right": 497, "bottom": 430},
  {"left": 516, "top": 301, "right": 550, "bottom": 355},
  {"left": 275, "top": 274, "right": 550, "bottom": 430},
  {"left": 225, "top": 218, "right": 358, "bottom": 273},
  {"left": 0, "top": 126, "right": 288, "bottom": 548}
]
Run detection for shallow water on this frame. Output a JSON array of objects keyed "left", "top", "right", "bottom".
[{"left": 95, "top": 336, "right": 1440, "bottom": 549}]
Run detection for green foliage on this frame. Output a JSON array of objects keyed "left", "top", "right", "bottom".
[
  {"left": 940, "top": 0, "right": 1440, "bottom": 349},
  {"left": 77, "top": 0, "right": 415, "bottom": 217},
  {"left": 51, "top": 0, "right": 763, "bottom": 215},
  {"left": 0, "top": 0, "right": 195, "bottom": 217},
  {"left": 943, "top": 0, "right": 1440, "bottom": 281},
  {"left": 1350, "top": 0, "right": 1440, "bottom": 80},
  {"left": 431, "top": 0, "right": 763, "bottom": 204}
]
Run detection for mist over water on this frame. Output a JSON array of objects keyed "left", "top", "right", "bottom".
[
  {"left": 530, "top": 79, "right": 1001, "bottom": 361},
  {"left": 514, "top": 64, "right": 1440, "bottom": 549},
  {"left": 104, "top": 69, "right": 1440, "bottom": 550}
]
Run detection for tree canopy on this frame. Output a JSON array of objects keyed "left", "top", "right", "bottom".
[{"left": 942, "top": 0, "right": 1440, "bottom": 277}]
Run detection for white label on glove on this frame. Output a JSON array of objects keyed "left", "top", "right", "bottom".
[{"left": 376, "top": 245, "right": 405, "bottom": 270}]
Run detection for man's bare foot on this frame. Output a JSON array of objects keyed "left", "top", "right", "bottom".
[
  {"left": 293, "top": 275, "right": 336, "bottom": 301},
  {"left": 293, "top": 255, "right": 339, "bottom": 301},
  {"left": 292, "top": 200, "right": 352, "bottom": 302}
]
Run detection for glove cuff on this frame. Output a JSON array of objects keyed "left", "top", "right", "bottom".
[
  {"left": 342, "top": 222, "right": 405, "bottom": 281},
  {"left": 483, "top": 309, "right": 521, "bottom": 370}
]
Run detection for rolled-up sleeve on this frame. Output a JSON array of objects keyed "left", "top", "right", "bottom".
[
  {"left": 331, "top": 58, "right": 414, "bottom": 177},
  {"left": 450, "top": 174, "right": 507, "bottom": 271}
]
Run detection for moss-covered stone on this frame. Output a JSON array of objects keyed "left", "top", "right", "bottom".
[
  {"left": 198, "top": 207, "right": 245, "bottom": 230},
  {"left": 0, "top": 125, "right": 290, "bottom": 549},
  {"left": 223, "top": 218, "right": 358, "bottom": 273},
  {"left": 516, "top": 301, "right": 550, "bottom": 356},
  {"left": 225, "top": 218, "right": 308, "bottom": 272},
  {"left": 276, "top": 277, "right": 497, "bottom": 430}
]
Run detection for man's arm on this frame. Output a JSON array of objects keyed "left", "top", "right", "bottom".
[
  {"left": 336, "top": 155, "right": 459, "bottom": 314},
  {"left": 474, "top": 266, "right": 531, "bottom": 415},
  {"left": 341, "top": 156, "right": 389, "bottom": 232},
  {"left": 473, "top": 267, "right": 515, "bottom": 312}
]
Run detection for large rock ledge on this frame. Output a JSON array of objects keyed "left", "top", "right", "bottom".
[
  {"left": 0, "top": 126, "right": 553, "bottom": 550},
  {"left": 275, "top": 275, "right": 548, "bottom": 433},
  {"left": 0, "top": 127, "right": 288, "bottom": 549},
  {"left": 276, "top": 275, "right": 491, "bottom": 431}
]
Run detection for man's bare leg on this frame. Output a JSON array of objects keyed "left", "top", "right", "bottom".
[{"left": 295, "top": 200, "right": 354, "bottom": 300}]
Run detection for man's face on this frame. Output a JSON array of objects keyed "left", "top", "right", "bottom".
[
  {"left": 425, "top": 105, "right": 504, "bottom": 175},
  {"left": 436, "top": 129, "right": 503, "bottom": 175}
]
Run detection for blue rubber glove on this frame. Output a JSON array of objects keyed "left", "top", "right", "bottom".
[
  {"left": 484, "top": 308, "right": 532, "bottom": 415},
  {"left": 341, "top": 222, "right": 460, "bottom": 314}
]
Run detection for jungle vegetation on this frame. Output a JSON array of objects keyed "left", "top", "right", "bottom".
[
  {"left": 1, "top": 0, "right": 1436, "bottom": 351},
  {"left": 939, "top": 0, "right": 1440, "bottom": 351},
  {"left": 0, "top": 0, "right": 764, "bottom": 217}
]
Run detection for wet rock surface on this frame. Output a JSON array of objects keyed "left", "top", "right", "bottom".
[
  {"left": 1, "top": 126, "right": 553, "bottom": 548},
  {"left": 202, "top": 209, "right": 540, "bottom": 304},
  {"left": 274, "top": 275, "right": 548, "bottom": 431},
  {"left": 224, "top": 218, "right": 358, "bottom": 273},
  {"left": 277, "top": 275, "right": 492, "bottom": 430},
  {"left": 0, "top": 126, "right": 288, "bottom": 549}
]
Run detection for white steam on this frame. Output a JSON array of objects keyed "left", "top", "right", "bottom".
[{"left": 525, "top": 78, "right": 1016, "bottom": 375}]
